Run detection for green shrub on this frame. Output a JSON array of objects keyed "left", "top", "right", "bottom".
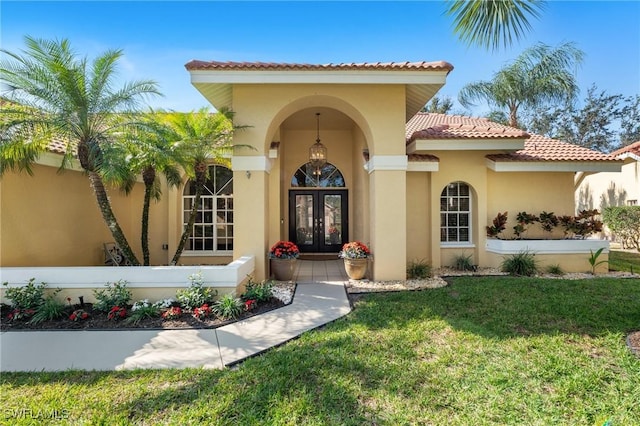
[
  {"left": 603, "top": 206, "right": 640, "bottom": 250},
  {"left": 3, "top": 278, "right": 47, "bottom": 310},
  {"left": 241, "top": 277, "right": 273, "bottom": 302},
  {"left": 407, "top": 259, "right": 432, "bottom": 279},
  {"left": 30, "top": 292, "right": 66, "bottom": 325},
  {"left": 127, "top": 300, "right": 161, "bottom": 325},
  {"left": 176, "top": 272, "right": 217, "bottom": 310},
  {"left": 214, "top": 294, "right": 243, "bottom": 320},
  {"left": 93, "top": 280, "right": 132, "bottom": 312},
  {"left": 453, "top": 253, "right": 474, "bottom": 271},
  {"left": 545, "top": 264, "right": 564, "bottom": 276},
  {"left": 501, "top": 251, "right": 538, "bottom": 276}
]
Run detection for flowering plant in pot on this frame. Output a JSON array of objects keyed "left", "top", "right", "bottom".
[
  {"left": 339, "top": 241, "right": 371, "bottom": 280},
  {"left": 338, "top": 241, "right": 371, "bottom": 259},
  {"left": 268, "top": 241, "right": 300, "bottom": 259},
  {"left": 269, "top": 241, "right": 299, "bottom": 281}
]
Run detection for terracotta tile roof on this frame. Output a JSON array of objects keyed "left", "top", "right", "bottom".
[
  {"left": 185, "top": 60, "right": 454, "bottom": 72},
  {"left": 408, "top": 113, "right": 619, "bottom": 163},
  {"left": 408, "top": 153, "right": 439, "bottom": 162},
  {"left": 47, "top": 137, "right": 69, "bottom": 155},
  {"left": 406, "top": 112, "right": 529, "bottom": 141},
  {"left": 611, "top": 140, "right": 640, "bottom": 158},
  {"left": 487, "top": 134, "right": 619, "bottom": 162}
]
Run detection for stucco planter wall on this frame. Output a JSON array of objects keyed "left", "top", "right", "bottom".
[
  {"left": 486, "top": 239, "right": 609, "bottom": 254},
  {"left": 485, "top": 239, "right": 610, "bottom": 273},
  {"left": 0, "top": 256, "right": 255, "bottom": 304}
]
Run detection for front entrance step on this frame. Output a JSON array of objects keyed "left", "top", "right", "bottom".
[{"left": 298, "top": 253, "right": 339, "bottom": 261}]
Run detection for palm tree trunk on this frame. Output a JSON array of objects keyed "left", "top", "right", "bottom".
[
  {"left": 171, "top": 184, "right": 202, "bottom": 265},
  {"left": 88, "top": 171, "right": 141, "bottom": 266},
  {"left": 141, "top": 183, "right": 152, "bottom": 266},
  {"left": 171, "top": 161, "right": 207, "bottom": 265},
  {"left": 141, "top": 166, "right": 156, "bottom": 266}
]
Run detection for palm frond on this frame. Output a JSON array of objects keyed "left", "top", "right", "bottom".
[{"left": 445, "top": 0, "right": 545, "bottom": 51}]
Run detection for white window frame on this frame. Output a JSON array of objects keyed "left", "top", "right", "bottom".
[
  {"left": 440, "top": 181, "right": 473, "bottom": 246},
  {"left": 182, "top": 165, "right": 233, "bottom": 256}
]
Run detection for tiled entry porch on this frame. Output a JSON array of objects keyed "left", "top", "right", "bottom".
[{"left": 293, "top": 259, "right": 349, "bottom": 283}]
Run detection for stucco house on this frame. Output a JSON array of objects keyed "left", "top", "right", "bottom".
[
  {"left": 0, "top": 60, "right": 623, "bottom": 286},
  {"left": 576, "top": 140, "right": 640, "bottom": 212}
]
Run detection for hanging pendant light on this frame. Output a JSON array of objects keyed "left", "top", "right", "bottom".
[{"left": 309, "top": 112, "right": 327, "bottom": 172}]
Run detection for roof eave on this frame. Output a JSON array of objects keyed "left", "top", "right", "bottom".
[
  {"left": 486, "top": 159, "right": 624, "bottom": 173},
  {"left": 188, "top": 68, "right": 449, "bottom": 116}
]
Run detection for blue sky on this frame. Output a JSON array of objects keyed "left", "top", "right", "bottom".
[{"left": 1, "top": 1, "right": 639, "bottom": 114}]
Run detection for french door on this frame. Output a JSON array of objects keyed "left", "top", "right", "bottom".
[{"left": 289, "top": 190, "right": 348, "bottom": 253}]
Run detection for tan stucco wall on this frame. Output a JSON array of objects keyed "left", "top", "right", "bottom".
[
  {"left": 576, "top": 160, "right": 639, "bottom": 212},
  {"left": 406, "top": 172, "right": 431, "bottom": 263},
  {"left": 0, "top": 164, "right": 168, "bottom": 267},
  {"left": 487, "top": 170, "right": 575, "bottom": 240}
]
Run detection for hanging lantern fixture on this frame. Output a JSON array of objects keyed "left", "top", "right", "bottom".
[{"left": 309, "top": 112, "right": 327, "bottom": 174}]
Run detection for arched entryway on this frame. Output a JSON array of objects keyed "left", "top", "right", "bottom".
[{"left": 289, "top": 162, "right": 348, "bottom": 253}]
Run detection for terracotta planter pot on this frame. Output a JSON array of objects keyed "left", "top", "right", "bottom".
[
  {"left": 343, "top": 258, "right": 368, "bottom": 280},
  {"left": 270, "top": 258, "right": 297, "bottom": 281}
]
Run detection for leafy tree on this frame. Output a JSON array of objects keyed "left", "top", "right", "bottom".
[
  {"left": 620, "top": 94, "right": 640, "bottom": 146},
  {"left": 160, "top": 108, "right": 250, "bottom": 265},
  {"left": 0, "top": 37, "right": 160, "bottom": 265},
  {"left": 444, "top": 0, "right": 546, "bottom": 51},
  {"left": 459, "top": 42, "right": 584, "bottom": 128},
  {"left": 421, "top": 95, "right": 454, "bottom": 114},
  {"left": 526, "top": 85, "right": 629, "bottom": 152}
]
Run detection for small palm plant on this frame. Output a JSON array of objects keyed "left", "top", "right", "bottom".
[{"left": 588, "top": 248, "right": 608, "bottom": 274}]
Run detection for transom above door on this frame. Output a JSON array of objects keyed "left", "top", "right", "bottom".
[{"left": 289, "top": 190, "right": 348, "bottom": 253}]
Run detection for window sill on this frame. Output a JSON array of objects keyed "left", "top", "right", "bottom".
[
  {"left": 440, "top": 243, "right": 475, "bottom": 249},
  {"left": 182, "top": 252, "right": 233, "bottom": 257}
]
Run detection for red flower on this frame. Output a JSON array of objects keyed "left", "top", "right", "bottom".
[
  {"left": 81, "top": 312, "right": 89, "bottom": 319},
  {"left": 269, "top": 241, "right": 300, "bottom": 259},
  {"left": 244, "top": 299, "right": 257, "bottom": 311},
  {"left": 69, "top": 313, "right": 77, "bottom": 321}
]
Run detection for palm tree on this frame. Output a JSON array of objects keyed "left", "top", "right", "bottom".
[
  {"left": 0, "top": 37, "right": 160, "bottom": 265},
  {"left": 112, "top": 112, "right": 185, "bottom": 265},
  {"left": 160, "top": 108, "right": 249, "bottom": 265},
  {"left": 445, "top": 0, "right": 546, "bottom": 51},
  {"left": 458, "top": 42, "right": 584, "bottom": 128}
]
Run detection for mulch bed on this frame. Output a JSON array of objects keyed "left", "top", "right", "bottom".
[{"left": 0, "top": 299, "right": 285, "bottom": 331}]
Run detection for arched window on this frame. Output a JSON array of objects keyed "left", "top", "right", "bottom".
[
  {"left": 440, "top": 181, "right": 471, "bottom": 244},
  {"left": 291, "top": 162, "right": 345, "bottom": 188},
  {"left": 182, "top": 165, "right": 233, "bottom": 254}
]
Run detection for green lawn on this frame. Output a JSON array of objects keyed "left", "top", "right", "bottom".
[
  {"left": 609, "top": 249, "right": 640, "bottom": 273},
  {"left": 2, "top": 276, "right": 639, "bottom": 425}
]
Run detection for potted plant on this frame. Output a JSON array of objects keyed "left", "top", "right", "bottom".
[
  {"left": 339, "top": 241, "right": 371, "bottom": 280},
  {"left": 268, "top": 241, "right": 300, "bottom": 281}
]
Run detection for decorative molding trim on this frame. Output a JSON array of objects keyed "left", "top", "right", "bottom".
[
  {"left": 36, "top": 152, "right": 83, "bottom": 172},
  {"left": 407, "top": 161, "right": 439, "bottom": 172},
  {"left": 408, "top": 139, "right": 525, "bottom": 153},
  {"left": 190, "top": 70, "right": 449, "bottom": 85},
  {"left": 232, "top": 156, "right": 272, "bottom": 173},
  {"left": 368, "top": 155, "right": 408, "bottom": 172},
  {"left": 486, "top": 239, "right": 609, "bottom": 254},
  {"left": 486, "top": 159, "right": 623, "bottom": 173},
  {"left": 0, "top": 256, "right": 255, "bottom": 289}
]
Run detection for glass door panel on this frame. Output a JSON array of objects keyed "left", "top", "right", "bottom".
[
  {"left": 294, "top": 195, "right": 315, "bottom": 248},
  {"left": 324, "top": 194, "right": 343, "bottom": 247},
  {"left": 289, "top": 190, "right": 348, "bottom": 253}
]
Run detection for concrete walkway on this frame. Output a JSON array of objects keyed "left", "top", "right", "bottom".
[{"left": 0, "top": 260, "right": 351, "bottom": 372}]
